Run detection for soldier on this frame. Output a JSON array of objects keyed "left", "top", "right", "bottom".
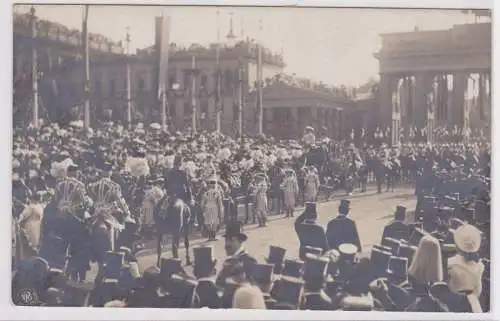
[
  {"left": 326, "top": 199, "right": 361, "bottom": 252},
  {"left": 200, "top": 178, "right": 224, "bottom": 241},
  {"left": 303, "top": 166, "right": 320, "bottom": 203},
  {"left": 87, "top": 162, "right": 135, "bottom": 248},
  {"left": 164, "top": 155, "right": 194, "bottom": 207},
  {"left": 249, "top": 173, "right": 269, "bottom": 227},
  {"left": 281, "top": 168, "right": 299, "bottom": 218}
]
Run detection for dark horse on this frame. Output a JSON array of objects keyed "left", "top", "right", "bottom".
[{"left": 154, "top": 194, "right": 192, "bottom": 266}]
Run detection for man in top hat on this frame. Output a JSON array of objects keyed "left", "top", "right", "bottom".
[
  {"left": 193, "top": 246, "right": 220, "bottom": 308},
  {"left": 326, "top": 200, "right": 361, "bottom": 252},
  {"left": 215, "top": 221, "right": 257, "bottom": 289},
  {"left": 302, "top": 254, "right": 333, "bottom": 310},
  {"left": 164, "top": 155, "right": 194, "bottom": 206},
  {"left": 381, "top": 205, "right": 411, "bottom": 243},
  {"left": 251, "top": 263, "right": 276, "bottom": 309},
  {"left": 200, "top": 178, "right": 224, "bottom": 241},
  {"left": 294, "top": 202, "right": 329, "bottom": 261}
]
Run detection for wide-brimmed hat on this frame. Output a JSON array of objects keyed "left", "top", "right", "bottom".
[
  {"left": 453, "top": 224, "right": 481, "bottom": 253},
  {"left": 223, "top": 221, "right": 247, "bottom": 242}
]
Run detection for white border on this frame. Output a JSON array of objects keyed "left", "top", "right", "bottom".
[{"left": 2, "top": 0, "right": 495, "bottom": 320}]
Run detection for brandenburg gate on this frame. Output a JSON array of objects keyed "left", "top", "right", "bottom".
[{"left": 375, "top": 22, "right": 491, "bottom": 145}]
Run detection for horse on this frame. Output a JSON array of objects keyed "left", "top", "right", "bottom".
[{"left": 154, "top": 194, "right": 192, "bottom": 266}]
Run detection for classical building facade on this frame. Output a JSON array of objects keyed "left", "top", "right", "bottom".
[
  {"left": 375, "top": 22, "right": 491, "bottom": 145},
  {"left": 73, "top": 41, "right": 285, "bottom": 135},
  {"left": 245, "top": 82, "right": 350, "bottom": 139}
]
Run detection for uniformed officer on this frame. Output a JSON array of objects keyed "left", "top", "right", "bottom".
[{"left": 294, "top": 202, "right": 329, "bottom": 260}]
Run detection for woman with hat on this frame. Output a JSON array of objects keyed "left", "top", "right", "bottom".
[
  {"left": 303, "top": 166, "right": 320, "bottom": 203},
  {"left": 447, "top": 224, "right": 484, "bottom": 298},
  {"left": 200, "top": 177, "right": 224, "bottom": 241},
  {"left": 248, "top": 173, "right": 269, "bottom": 227},
  {"left": 280, "top": 168, "right": 299, "bottom": 218}
]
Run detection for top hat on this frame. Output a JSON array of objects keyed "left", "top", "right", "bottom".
[
  {"left": 160, "top": 257, "right": 183, "bottom": 280},
  {"left": 282, "top": 259, "right": 305, "bottom": 278},
  {"left": 373, "top": 244, "right": 392, "bottom": 253},
  {"left": 252, "top": 263, "right": 274, "bottom": 285},
  {"left": 340, "top": 199, "right": 351, "bottom": 209},
  {"left": 223, "top": 221, "right": 247, "bottom": 242},
  {"left": 193, "top": 246, "right": 215, "bottom": 267},
  {"left": 303, "top": 254, "right": 329, "bottom": 281},
  {"left": 274, "top": 276, "right": 304, "bottom": 309},
  {"left": 386, "top": 256, "right": 408, "bottom": 279},
  {"left": 381, "top": 237, "right": 401, "bottom": 255},
  {"left": 395, "top": 206, "right": 406, "bottom": 219},
  {"left": 397, "top": 243, "right": 417, "bottom": 267},
  {"left": 168, "top": 274, "right": 198, "bottom": 308},
  {"left": 304, "top": 246, "right": 323, "bottom": 257},
  {"left": 304, "top": 202, "right": 317, "bottom": 214},
  {"left": 370, "top": 248, "right": 392, "bottom": 277},
  {"left": 409, "top": 227, "right": 427, "bottom": 247},
  {"left": 102, "top": 255, "right": 125, "bottom": 280},
  {"left": 338, "top": 243, "right": 358, "bottom": 260},
  {"left": 266, "top": 246, "right": 286, "bottom": 266}
]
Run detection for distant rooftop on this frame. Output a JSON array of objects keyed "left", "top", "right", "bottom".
[{"left": 135, "top": 38, "right": 285, "bottom": 67}]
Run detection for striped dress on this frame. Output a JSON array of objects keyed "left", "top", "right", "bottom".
[
  {"left": 200, "top": 187, "right": 223, "bottom": 233},
  {"left": 251, "top": 180, "right": 269, "bottom": 219},
  {"left": 281, "top": 176, "right": 299, "bottom": 211},
  {"left": 304, "top": 172, "right": 320, "bottom": 202}
]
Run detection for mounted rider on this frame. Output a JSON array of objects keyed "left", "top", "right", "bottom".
[{"left": 87, "top": 162, "right": 136, "bottom": 249}]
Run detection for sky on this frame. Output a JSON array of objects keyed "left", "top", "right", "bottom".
[{"left": 13, "top": 4, "right": 479, "bottom": 87}]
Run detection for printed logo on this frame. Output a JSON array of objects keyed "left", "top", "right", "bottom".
[{"left": 14, "top": 288, "right": 39, "bottom": 306}]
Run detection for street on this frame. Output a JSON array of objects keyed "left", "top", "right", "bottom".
[{"left": 85, "top": 187, "right": 417, "bottom": 280}]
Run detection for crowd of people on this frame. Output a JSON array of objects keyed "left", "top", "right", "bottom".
[{"left": 11, "top": 119, "right": 490, "bottom": 312}]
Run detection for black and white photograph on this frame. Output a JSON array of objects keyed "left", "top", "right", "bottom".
[{"left": 9, "top": 2, "right": 492, "bottom": 315}]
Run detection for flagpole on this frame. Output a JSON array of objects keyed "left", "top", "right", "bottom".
[
  {"left": 82, "top": 4, "right": 91, "bottom": 131},
  {"left": 215, "top": 9, "right": 221, "bottom": 133},
  {"left": 29, "top": 7, "right": 39, "bottom": 129},
  {"left": 256, "top": 19, "right": 263, "bottom": 135},
  {"left": 237, "top": 59, "right": 243, "bottom": 137},
  {"left": 125, "top": 27, "right": 132, "bottom": 128},
  {"left": 191, "top": 55, "right": 197, "bottom": 132}
]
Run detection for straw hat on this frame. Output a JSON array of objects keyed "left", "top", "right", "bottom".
[{"left": 453, "top": 224, "right": 481, "bottom": 253}]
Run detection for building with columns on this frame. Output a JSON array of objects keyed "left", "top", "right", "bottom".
[
  {"left": 375, "top": 22, "right": 491, "bottom": 145},
  {"left": 74, "top": 40, "right": 285, "bottom": 135}
]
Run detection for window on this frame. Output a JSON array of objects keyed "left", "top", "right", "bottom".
[
  {"left": 200, "top": 100, "right": 208, "bottom": 116},
  {"left": 184, "top": 101, "right": 192, "bottom": 116},
  {"left": 95, "top": 80, "right": 102, "bottom": 96},
  {"left": 169, "top": 99, "right": 176, "bottom": 117},
  {"left": 233, "top": 101, "right": 238, "bottom": 121},
  {"left": 225, "top": 69, "right": 233, "bottom": 92},
  {"left": 137, "top": 76, "right": 145, "bottom": 91},
  {"left": 168, "top": 75, "right": 176, "bottom": 89},
  {"left": 200, "top": 74, "right": 208, "bottom": 90},
  {"left": 184, "top": 72, "right": 190, "bottom": 90},
  {"left": 109, "top": 78, "right": 116, "bottom": 97}
]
